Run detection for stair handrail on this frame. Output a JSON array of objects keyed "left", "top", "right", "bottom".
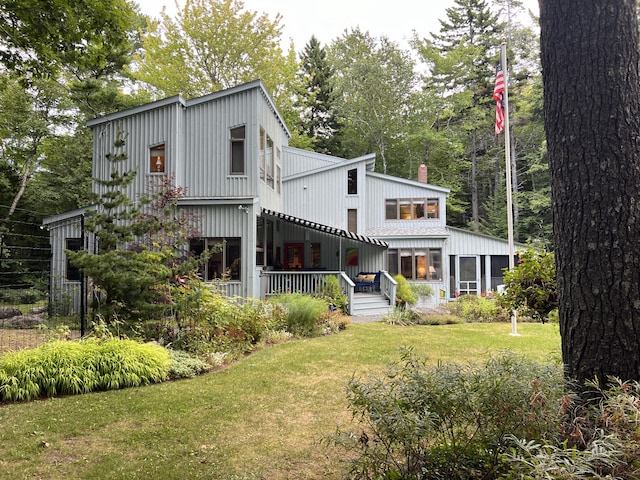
[
  {"left": 339, "top": 272, "right": 356, "bottom": 315},
  {"left": 379, "top": 270, "right": 397, "bottom": 307}
]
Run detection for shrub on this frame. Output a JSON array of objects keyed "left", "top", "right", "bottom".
[
  {"left": 167, "top": 349, "right": 212, "bottom": 379},
  {"left": 384, "top": 308, "right": 464, "bottom": 326},
  {"left": 394, "top": 274, "right": 416, "bottom": 308},
  {"left": 0, "top": 338, "right": 170, "bottom": 402},
  {"left": 505, "top": 377, "right": 640, "bottom": 479},
  {"left": 0, "top": 288, "right": 46, "bottom": 305},
  {"left": 409, "top": 282, "right": 434, "bottom": 300},
  {"left": 498, "top": 248, "right": 557, "bottom": 322},
  {"left": 152, "top": 286, "right": 272, "bottom": 356},
  {"left": 333, "top": 350, "right": 566, "bottom": 480},
  {"left": 315, "top": 275, "right": 348, "bottom": 313},
  {"left": 269, "top": 293, "right": 328, "bottom": 337},
  {"left": 447, "top": 294, "right": 508, "bottom": 322}
]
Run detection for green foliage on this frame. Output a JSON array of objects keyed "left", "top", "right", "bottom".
[
  {"left": 498, "top": 248, "right": 557, "bottom": 322},
  {"left": 0, "top": 338, "right": 170, "bottom": 402},
  {"left": 506, "top": 377, "right": 640, "bottom": 479},
  {"left": 393, "top": 274, "right": 417, "bottom": 307},
  {"left": 0, "top": 0, "right": 140, "bottom": 78},
  {"left": 409, "top": 282, "right": 434, "bottom": 299},
  {"left": 0, "top": 288, "right": 46, "bottom": 304},
  {"left": 315, "top": 274, "right": 348, "bottom": 313},
  {"left": 384, "top": 308, "right": 463, "bottom": 326},
  {"left": 269, "top": 293, "right": 328, "bottom": 337},
  {"left": 166, "top": 349, "right": 212, "bottom": 379},
  {"left": 132, "top": 0, "right": 296, "bottom": 103},
  {"left": 152, "top": 283, "right": 273, "bottom": 357},
  {"left": 447, "top": 294, "right": 508, "bottom": 322},
  {"left": 68, "top": 131, "right": 201, "bottom": 323},
  {"left": 334, "top": 350, "right": 566, "bottom": 480}
]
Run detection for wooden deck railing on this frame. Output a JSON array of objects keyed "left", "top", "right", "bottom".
[{"left": 260, "top": 270, "right": 396, "bottom": 316}]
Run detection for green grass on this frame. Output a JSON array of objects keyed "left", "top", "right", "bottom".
[{"left": 0, "top": 322, "right": 560, "bottom": 479}]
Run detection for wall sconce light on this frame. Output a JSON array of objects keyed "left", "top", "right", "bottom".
[{"left": 238, "top": 205, "right": 249, "bottom": 214}]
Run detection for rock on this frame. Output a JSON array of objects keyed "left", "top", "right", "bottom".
[
  {"left": 0, "top": 306, "right": 22, "bottom": 319},
  {"left": 28, "top": 306, "right": 47, "bottom": 315},
  {"left": 5, "top": 315, "right": 45, "bottom": 328}
]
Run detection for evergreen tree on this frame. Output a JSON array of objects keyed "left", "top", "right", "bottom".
[
  {"left": 68, "top": 129, "right": 199, "bottom": 322},
  {"left": 293, "top": 36, "right": 342, "bottom": 155},
  {"left": 415, "top": 0, "right": 505, "bottom": 231}
]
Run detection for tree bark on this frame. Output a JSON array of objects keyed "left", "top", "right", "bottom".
[{"left": 539, "top": 0, "right": 640, "bottom": 383}]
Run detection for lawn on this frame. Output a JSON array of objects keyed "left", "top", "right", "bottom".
[{"left": 0, "top": 321, "right": 561, "bottom": 480}]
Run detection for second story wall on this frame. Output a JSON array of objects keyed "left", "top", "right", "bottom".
[
  {"left": 88, "top": 81, "right": 289, "bottom": 210},
  {"left": 90, "top": 97, "right": 183, "bottom": 202},
  {"left": 365, "top": 173, "right": 449, "bottom": 230}
]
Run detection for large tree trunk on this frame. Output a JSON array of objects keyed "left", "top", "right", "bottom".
[{"left": 539, "top": 0, "right": 640, "bottom": 383}]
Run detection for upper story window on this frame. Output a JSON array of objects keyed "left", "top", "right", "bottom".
[
  {"left": 230, "top": 126, "right": 245, "bottom": 175},
  {"left": 150, "top": 144, "right": 165, "bottom": 174},
  {"left": 385, "top": 198, "right": 440, "bottom": 220},
  {"left": 260, "top": 128, "right": 276, "bottom": 189},
  {"left": 348, "top": 168, "right": 357, "bottom": 194}
]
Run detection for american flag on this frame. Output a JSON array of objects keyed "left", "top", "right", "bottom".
[{"left": 493, "top": 62, "right": 505, "bottom": 135}]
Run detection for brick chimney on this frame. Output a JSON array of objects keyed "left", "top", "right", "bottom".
[{"left": 418, "top": 164, "right": 428, "bottom": 184}]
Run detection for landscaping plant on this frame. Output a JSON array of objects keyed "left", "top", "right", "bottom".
[{"left": 334, "top": 350, "right": 567, "bottom": 480}]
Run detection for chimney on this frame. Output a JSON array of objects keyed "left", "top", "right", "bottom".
[{"left": 418, "top": 164, "right": 428, "bottom": 184}]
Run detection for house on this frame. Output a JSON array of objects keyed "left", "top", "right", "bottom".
[{"left": 44, "top": 80, "right": 518, "bottom": 316}]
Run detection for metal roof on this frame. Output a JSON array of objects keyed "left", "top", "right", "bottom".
[{"left": 262, "top": 209, "right": 388, "bottom": 247}]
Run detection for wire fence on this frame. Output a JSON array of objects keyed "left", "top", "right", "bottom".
[{"left": 0, "top": 213, "right": 81, "bottom": 353}]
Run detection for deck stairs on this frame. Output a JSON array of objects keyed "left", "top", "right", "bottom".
[{"left": 350, "top": 291, "right": 394, "bottom": 317}]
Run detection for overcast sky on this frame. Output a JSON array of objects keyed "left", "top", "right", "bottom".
[{"left": 135, "top": 0, "right": 540, "bottom": 52}]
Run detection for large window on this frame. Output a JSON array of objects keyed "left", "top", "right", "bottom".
[
  {"left": 388, "top": 248, "right": 442, "bottom": 281},
  {"left": 65, "top": 238, "right": 83, "bottom": 281},
  {"left": 385, "top": 198, "right": 439, "bottom": 220},
  {"left": 189, "top": 237, "right": 241, "bottom": 281},
  {"left": 230, "top": 126, "right": 245, "bottom": 175},
  {"left": 150, "top": 144, "right": 165, "bottom": 174}
]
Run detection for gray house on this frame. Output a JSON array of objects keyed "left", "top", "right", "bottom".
[{"left": 44, "top": 80, "right": 517, "bottom": 316}]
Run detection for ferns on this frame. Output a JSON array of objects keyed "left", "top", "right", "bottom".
[{"left": 0, "top": 339, "right": 171, "bottom": 402}]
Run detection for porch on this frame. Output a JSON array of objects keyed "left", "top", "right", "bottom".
[{"left": 259, "top": 270, "right": 396, "bottom": 316}]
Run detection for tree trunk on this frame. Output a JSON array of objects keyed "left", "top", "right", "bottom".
[{"left": 539, "top": 0, "right": 640, "bottom": 383}]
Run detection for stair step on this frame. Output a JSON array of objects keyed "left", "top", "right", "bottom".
[{"left": 351, "top": 292, "right": 393, "bottom": 316}]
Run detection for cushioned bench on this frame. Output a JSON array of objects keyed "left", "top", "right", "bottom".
[{"left": 353, "top": 271, "right": 381, "bottom": 292}]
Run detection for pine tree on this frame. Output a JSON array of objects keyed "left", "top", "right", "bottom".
[
  {"left": 416, "top": 0, "right": 505, "bottom": 231},
  {"left": 294, "top": 36, "right": 342, "bottom": 155},
  {"left": 68, "top": 128, "right": 199, "bottom": 322}
]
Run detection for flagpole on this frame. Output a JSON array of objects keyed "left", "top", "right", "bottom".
[{"left": 501, "top": 42, "right": 519, "bottom": 336}]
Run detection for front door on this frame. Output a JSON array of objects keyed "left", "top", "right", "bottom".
[
  {"left": 284, "top": 243, "right": 304, "bottom": 270},
  {"left": 458, "top": 256, "right": 479, "bottom": 296}
]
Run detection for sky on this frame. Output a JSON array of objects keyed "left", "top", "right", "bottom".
[{"left": 135, "top": 0, "right": 540, "bottom": 52}]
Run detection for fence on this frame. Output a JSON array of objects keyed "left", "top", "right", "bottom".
[{"left": 0, "top": 215, "right": 80, "bottom": 353}]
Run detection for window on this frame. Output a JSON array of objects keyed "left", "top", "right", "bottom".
[
  {"left": 65, "top": 238, "right": 83, "bottom": 281},
  {"left": 189, "top": 237, "right": 241, "bottom": 281},
  {"left": 348, "top": 168, "right": 358, "bottom": 194},
  {"left": 385, "top": 198, "right": 440, "bottom": 220},
  {"left": 259, "top": 128, "right": 266, "bottom": 182},
  {"left": 348, "top": 209, "right": 358, "bottom": 233},
  {"left": 259, "top": 128, "right": 276, "bottom": 189},
  {"left": 150, "top": 144, "right": 165, "bottom": 173},
  {"left": 387, "top": 248, "right": 442, "bottom": 281},
  {"left": 266, "top": 136, "right": 274, "bottom": 188},
  {"left": 311, "top": 243, "right": 321, "bottom": 268},
  {"left": 427, "top": 199, "right": 439, "bottom": 218},
  {"left": 230, "top": 126, "right": 245, "bottom": 175}
]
